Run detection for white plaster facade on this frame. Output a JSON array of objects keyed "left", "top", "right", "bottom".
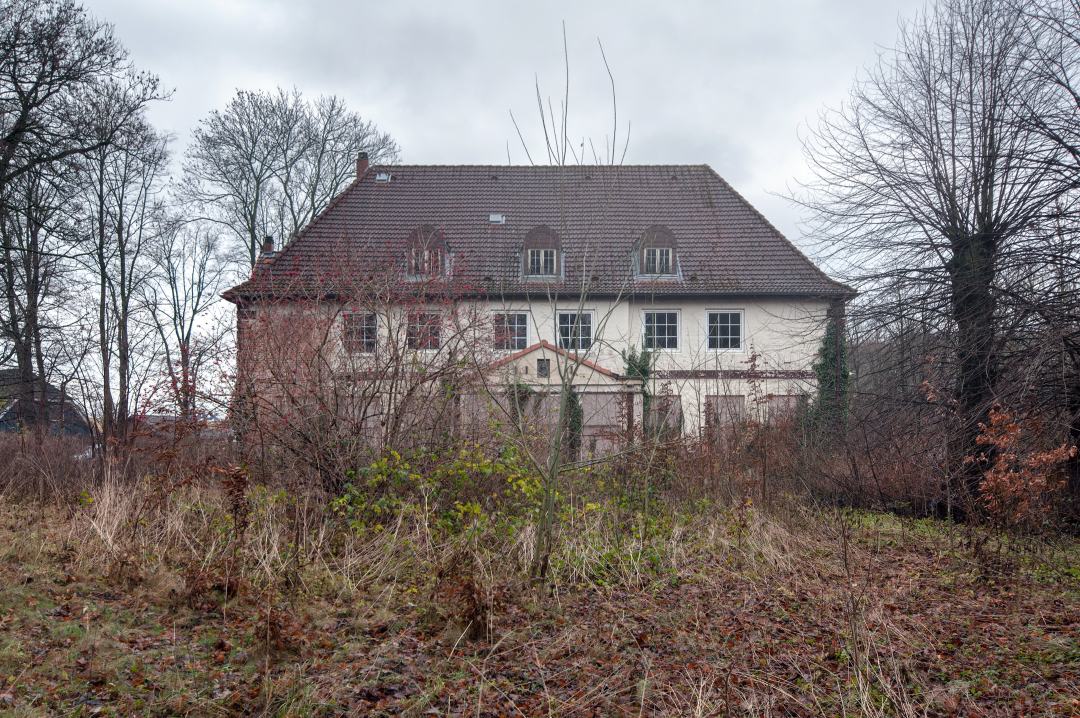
[
  {"left": 327, "top": 294, "right": 831, "bottom": 439},
  {"left": 483, "top": 296, "right": 829, "bottom": 435}
]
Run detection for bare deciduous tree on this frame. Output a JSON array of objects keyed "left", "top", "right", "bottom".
[
  {"left": 0, "top": 165, "right": 80, "bottom": 433},
  {"left": 79, "top": 113, "right": 169, "bottom": 453},
  {"left": 145, "top": 222, "right": 229, "bottom": 422},
  {"left": 799, "top": 0, "right": 1069, "bottom": 516},
  {"left": 182, "top": 87, "right": 399, "bottom": 269},
  {"left": 505, "top": 25, "right": 637, "bottom": 583},
  {"left": 0, "top": 0, "right": 161, "bottom": 434}
]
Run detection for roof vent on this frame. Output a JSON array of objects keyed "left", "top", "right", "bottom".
[
  {"left": 488, "top": 213, "right": 506, "bottom": 224},
  {"left": 375, "top": 172, "right": 392, "bottom": 183}
]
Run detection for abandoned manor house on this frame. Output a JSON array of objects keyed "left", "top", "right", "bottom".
[{"left": 224, "top": 155, "right": 853, "bottom": 456}]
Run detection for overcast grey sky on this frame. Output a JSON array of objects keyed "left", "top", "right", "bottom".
[{"left": 84, "top": 0, "right": 925, "bottom": 247}]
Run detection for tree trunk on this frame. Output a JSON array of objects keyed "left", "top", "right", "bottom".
[
  {"left": 946, "top": 230, "right": 998, "bottom": 519},
  {"left": 1064, "top": 348, "right": 1080, "bottom": 509},
  {"left": 116, "top": 217, "right": 130, "bottom": 447},
  {"left": 96, "top": 168, "right": 114, "bottom": 460}
]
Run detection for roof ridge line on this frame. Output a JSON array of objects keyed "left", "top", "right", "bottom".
[{"left": 367, "top": 163, "right": 714, "bottom": 169}]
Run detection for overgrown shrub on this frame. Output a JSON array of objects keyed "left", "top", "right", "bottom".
[
  {"left": 330, "top": 443, "right": 541, "bottom": 533},
  {"left": 971, "top": 405, "right": 1076, "bottom": 530}
]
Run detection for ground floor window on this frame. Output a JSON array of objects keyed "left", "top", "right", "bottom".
[
  {"left": 704, "top": 394, "right": 746, "bottom": 427},
  {"left": 765, "top": 394, "right": 801, "bottom": 421},
  {"left": 645, "top": 393, "right": 682, "bottom": 439}
]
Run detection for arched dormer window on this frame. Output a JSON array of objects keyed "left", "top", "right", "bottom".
[
  {"left": 407, "top": 225, "right": 447, "bottom": 278},
  {"left": 522, "top": 225, "right": 560, "bottom": 278},
  {"left": 636, "top": 225, "right": 678, "bottom": 277}
]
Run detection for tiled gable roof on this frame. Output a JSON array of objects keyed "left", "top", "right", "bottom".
[
  {"left": 489, "top": 340, "right": 625, "bottom": 379},
  {"left": 223, "top": 164, "right": 852, "bottom": 302}
]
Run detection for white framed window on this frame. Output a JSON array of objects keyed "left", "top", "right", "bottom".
[
  {"left": 526, "top": 248, "right": 558, "bottom": 277},
  {"left": 643, "top": 246, "right": 673, "bottom": 275},
  {"left": 493, "top": 312, "right": 528, "bottom": 351},
  {"left": 643, "top": 310, "right": 679, "bottom": 350},
  {"left": 707, "top": 310, "right": 743, "bottom": 350},
  {"left": 557, "top": 311, "right": 593, "bottom": 350},
  {"left": 343, "top": 312, "right": 377, "bottom": 354},
  {"left": 406, "top": 311, "right": 440, "bottom": 350},
  {"left": 409, "top": 246, "right": 443, "bottom": 277}
]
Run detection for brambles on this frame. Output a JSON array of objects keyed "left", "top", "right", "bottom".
[{"left": 218, "top": 463, "right": 251, "bottom": 540}]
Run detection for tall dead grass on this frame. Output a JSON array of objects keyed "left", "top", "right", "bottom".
[{"left": 3, "top": 433, "right": 1075, "bottom": 715}]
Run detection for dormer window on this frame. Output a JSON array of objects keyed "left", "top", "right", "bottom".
[
  {"left": 406, "top": 225, "right": 447, "bottom": 278},
  {"left": 636, "top": 225, "right": 678, "bottom": 277},
  {"left": 522, "top": 226, "right": 560, "bottom": 279},
  {"left": 409, "top": 246, "right": 442, "bottom": 276},
  {"left": 527, "top": 248, "right": 557, "bottom": 276},
  {"left": 644, "top": 247, "right": 672, "bottom": 275}
]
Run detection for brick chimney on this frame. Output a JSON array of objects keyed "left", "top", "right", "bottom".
[
  {"left": 356, "top": 151, "right": 369, "bottom": 179},
  {"left": 260, "top": 235, "right": 274, "bottom": 254}
]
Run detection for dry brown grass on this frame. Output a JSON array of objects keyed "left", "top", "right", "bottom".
[{"left": 0, "top": 469, "right": 1077, "bottom": 716}]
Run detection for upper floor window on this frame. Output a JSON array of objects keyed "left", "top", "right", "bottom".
[
  {"left": 406, "top": 225, "right": 447, "bottom": 278},
  {"left": 493, "top": 312, "right": 528, "bottom": 351},
  {"left": 523, "top": 226, "right": 560, "bottom": 278},
  {"left": 406, "top": 311, "right": 441, "bottom": 350},
  {"left": 637, "top": 225, "right": 678, "bottom": 277},
  {"left": 527, "top": 249, "right": 557, "bottom": 276},
  {"left": 557, "top": 311, "right": 592, "bottom": 351},
  {"left": 409, "top": 246, "right": 443, "bottom": 276},
  {"left": 644, "top": 247, "right": 672, "bottom": 275},
  {"left": 343, "top": 312, "right": 377, "bottom": 354},
  {"left": 708, "top": 310, "right": 743, "bottom": 350},
  {"left": 643, "top": 310, "right": 679, "bottom": 350}
]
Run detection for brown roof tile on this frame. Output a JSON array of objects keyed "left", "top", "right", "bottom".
[{"left": 223, "top": 164, "right": 852, "bottom": 302}]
